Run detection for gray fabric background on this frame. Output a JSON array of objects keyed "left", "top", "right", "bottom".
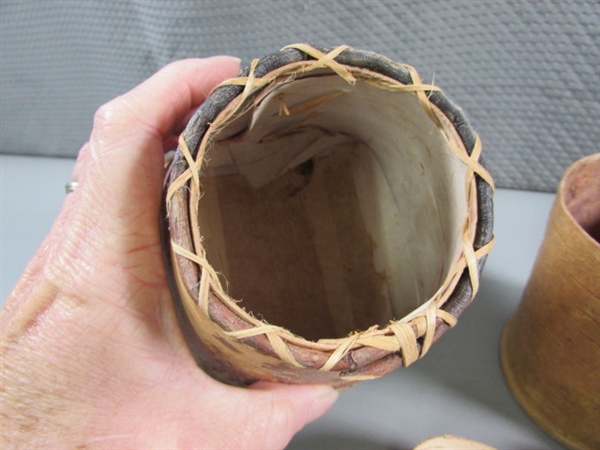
[{"left": 1, "top": 0, "right": 598, "bottom": 191}]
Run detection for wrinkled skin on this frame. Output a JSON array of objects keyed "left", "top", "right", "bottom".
[{"left": 0, "top": 57, "right": 337, "bottom": 449}]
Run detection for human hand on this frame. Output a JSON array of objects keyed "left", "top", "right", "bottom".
[{"left": 1, "top": 57, "right": 338, "bottom": 449}]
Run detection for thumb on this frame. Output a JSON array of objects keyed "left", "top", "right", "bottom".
[{"left": 239, "top": 382, "right": 339, "bottom": 449}]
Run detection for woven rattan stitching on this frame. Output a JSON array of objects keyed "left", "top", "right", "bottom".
[{"left": 168, "top": 44, "right": 494, "bottom": 372}]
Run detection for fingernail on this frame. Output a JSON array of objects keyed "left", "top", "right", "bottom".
[{"left": 307, "top": 387, "right": 339, "bottom": 423}]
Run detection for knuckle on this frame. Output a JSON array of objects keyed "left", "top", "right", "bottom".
[
  {"left": 90, "top": 96, "right": 143, "bottom": 153},
  {"left": 252, "top": 397, "right": 298, "bottom": 448},
  {"left": 93, "top": 98, "right": 126, "bottom": 131}
]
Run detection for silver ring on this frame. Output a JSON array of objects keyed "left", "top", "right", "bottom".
[{"left": 65, "top": 181, "right": 78, "bottom": 194}]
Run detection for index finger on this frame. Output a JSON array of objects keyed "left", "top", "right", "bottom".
[
  {"left": 91, "top": 56, "right": 241, "bottom": 153},
  {"left": 76, "top": 56, "right": 240, "bottom": 236}
]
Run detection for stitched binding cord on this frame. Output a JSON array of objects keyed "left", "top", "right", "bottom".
[{"left": 166, "top": 44, "right": 495, "bottom": 377}]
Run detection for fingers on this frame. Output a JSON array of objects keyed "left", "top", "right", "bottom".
[
  {"left": 237, "top": 382, "right": 339, "bottom": 449},
  {"left": 37, "top": 56, "right": 240, "bottom": 308},
  {"left": 3, "top": 140, "right": 92, "bottom": 317},
  {"left": 70, "top": 142, "right": 90, "bottom": 184},
  {"left": 162, "top": 107, "right": 198, "bottom": 150},
  {"left": 92, "top": 56, "right": 241, "bottom": 147},
  {"left": 250, "top": 381, "right": 339, "bottom": 424},
  {"left": 81, "top": 56, "right": 240, "bottom": 230},
  {"left": 181, "top": 379, "right": 338, "bottom": 449}
]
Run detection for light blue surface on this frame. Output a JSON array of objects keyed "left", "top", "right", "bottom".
[
  {"left": 0, "top": 155, "right": 562, "bottom": 448},
  {"left": 1, "top": 155, "right": 75, "bottom": 300}
]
